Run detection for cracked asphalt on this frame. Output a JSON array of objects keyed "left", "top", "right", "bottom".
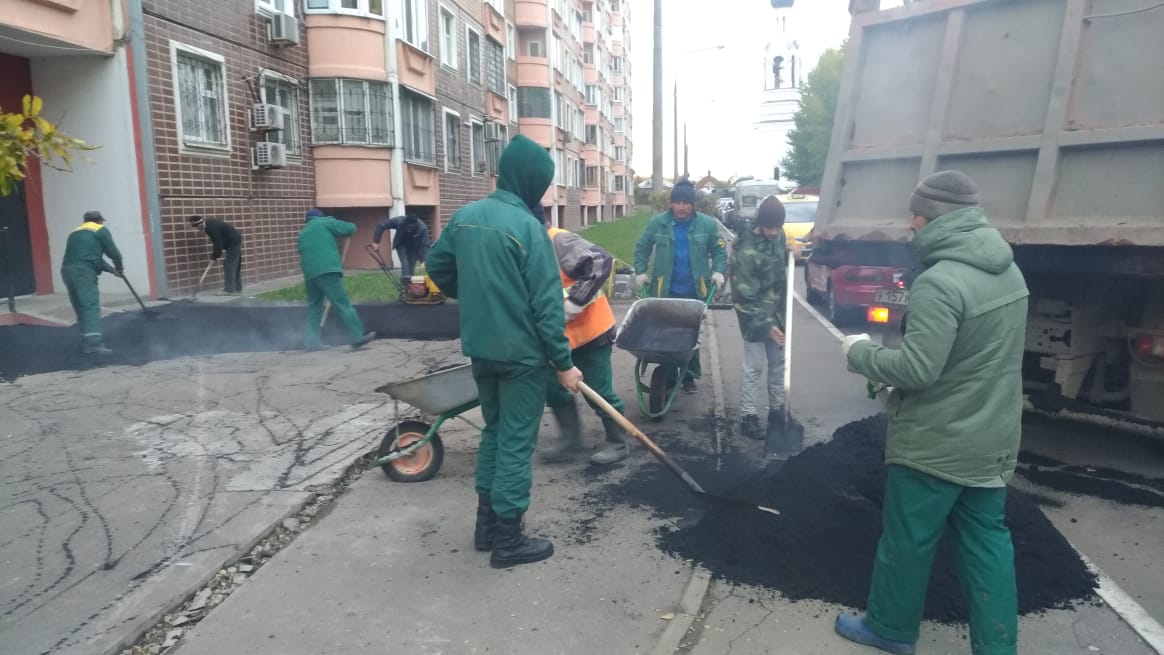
[{"left": 3, "top": 296, "right": 1162, "bottom": 655}]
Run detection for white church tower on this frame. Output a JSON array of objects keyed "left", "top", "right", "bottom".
[{"left": 751, "top": 7, "right": 803, "bottom": 185}]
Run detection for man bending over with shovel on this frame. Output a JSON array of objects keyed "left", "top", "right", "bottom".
[
  {"left": 426, "top": 135, "right": 583, "bottom": 569},
  {"left": 836, "top": 171, "right": 1029, "bottom": 655},
  {"left": 529, "top": 204, "right": 630, "bottom": 466}
]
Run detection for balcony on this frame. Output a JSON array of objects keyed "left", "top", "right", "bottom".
[
  {"left": 519, "top": 119, "right": 554, "bottom": 148},
  {"left": 482, "top": 1, "right": 505, "bottom": 43},
  {"left": 485, "top": 92, "right": 507, "bottom": 124},
  {"left": 397, "top": 39, "right": 435, "bottom": 96},
  {"left": 611, "top": 11, "right": 623, "bottom": 28},
  {"left": 582, "top": 148, "right": 598, "bottom": 166},
  {"left": 0, "top": 0, "right": 113, "bottom": 55},
  {"left": 314, "top": 147, "right": 393, "bottom": 207},
  {"left": 582, "top": 188, "right": 601, "bottom": 206},
  {"left": 306, "top": 14, "right": 387, "bottom": 80},
  {"left": 582, "top": 21, "right": 596, "bottom": 44},
  {"left": 515, "top": 0, "right": 548, "bottom": 28},
  {"left": 516, "top": 56, "right": 550, "bottom": 86}
]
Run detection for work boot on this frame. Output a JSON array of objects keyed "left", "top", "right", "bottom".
[
  {"left": 82, "top": 345, "right": 114, "bottom": 356},
  {"left": 473, "top": 494, "right": 496, "bottom": 552},
  {"left": 490, "top": 514, "right": 554, "bottom": 569},
  {"left": 834, "top": 614, "right": 916, "bottom": 655},
  {"left": 590, "top": 417, "right": 629, "bottom": 465},
  {"left": 740, "top": 414, "right": 762, "bottom": 439},
  {"left": 539, "top": 404, "right": 583, "bottom": 463},
  {"left": 351, "top": 331, "right": 376, "bottom": 351},
  {"left": 682, "top": 378, "right": 698, "bottom": 394}
]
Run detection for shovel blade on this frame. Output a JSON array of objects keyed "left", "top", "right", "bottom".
[{"left": 765, "top": 413, "right": 805, "bottom": 460}]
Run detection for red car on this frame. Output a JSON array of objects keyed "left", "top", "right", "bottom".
[{"left": 805, "top": 261, "right": 907, "bottom": 326}]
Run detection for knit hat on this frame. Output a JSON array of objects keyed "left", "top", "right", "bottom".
[
  {"left": 756, "top": 196, "right": 786, "bottom": 228},
  {"left": 670, "top": 177, "right": 696, "bottom": 205},
  {"left": 909, "top": 170, "right": 979, "bottom": 220},
  {"left": 83, "top": 210, "right": 104, "bottom": 222},
  {"left": 305, "top": 208, "right": 324, "bottom": 222},
  {"left": 529, "top": 203, "right": 547, "bottom": 225}
]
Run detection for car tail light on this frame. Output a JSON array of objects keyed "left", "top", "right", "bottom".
[
  {"left": 893, "top": 270, "right": 906, "bottom": 289},
  {"left": 867, "top": 306, "right": 890, "bottom": 324},
  {"left": 1132, "top": 333, "right": 1164, "bottom": 357}
]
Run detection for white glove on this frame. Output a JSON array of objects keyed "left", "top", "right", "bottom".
[
  {"left": 842, "top": 333, "right": 871, "bottom": 357},
  {"left": 564, "top": 299, "right": 585, "bottom": 321},
  {"left": 635, "top": 273, "right": 649, "bottom": 288},
  {"left": 711, "top": 272, "right": 726, "bottom": 288}
]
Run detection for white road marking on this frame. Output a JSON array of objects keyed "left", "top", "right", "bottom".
[{"left": 795, "top": 276, "right": 1164, "bottom": 651}]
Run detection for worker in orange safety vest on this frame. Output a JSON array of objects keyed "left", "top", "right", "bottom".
[{"left": 531, "top": 203, "right": 629, "bottom": 465}]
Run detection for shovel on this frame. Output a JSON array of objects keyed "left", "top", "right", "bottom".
[
  {"left": 120, "top": 274, "right": 163, "bottom": 318},
  {"left": 765, "top": 253, "right": 805, "bottom": 459},
  {"left": 577, "top": 381, "right": 780, "bottom": 516},
  {"left": 192, "top": 260, "right": 214, "bottom": 300}
]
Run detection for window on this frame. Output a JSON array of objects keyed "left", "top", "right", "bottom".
[
  {"left": 466, "top": 28, "right": 482, "bottom": 85},
  {"left": 508, "top": 85, "right": 518, "bottom": 122},
  {"left": 585, "top": 166, "right": 597, "bottom": 187},
  {"left": 443, "top": 110, "right": 461, "bottom": 171},
  {"left": 506, "top": 23, "right": 516, "bottom": 60},
  {"left": 577, "top": 159, "right": 585, "bottom": 189},
  {"left": 527, "top": 41, "right": 542, "bottom": 58},
  {"left": 485, "top": 38, "right": 505, "bottom": 95},
  {"left": 401, "top": 90, "right": 435, "bottom": 164},
  {"left": 257, "top": 0, "right": 294, "bottom": 15},
  {"left": 439, "top": 8, "right": 457, "bottom": 68},
  {"left": 305, "top": 0, "right": 382, "bottom": 17},
  {"left": 261, "top": 72, "right": 301, "bottom": 156},
  {"left": 614, "top": 175, "right": 626, "bottom": 192},
  {"left": 402, "top": 0, "right": 428, "bottom": 51},
  {"left": 517, "top": 86, "right": 551, "bottom": 119},
  {"left": 550, "top": 33, "right": 561, "bottom": 71},
  {"left": 309, "top": 78, "right": 392, "bottom": 145},
  {"left": 584, "top": 84, "right": 597, "bottom": 105},
  {"left": 614, "top": 145, "right": 625, "bottom": 161},
  {"left": 614, "top": 86, "right": 624, "bottom": 102},
  {"left": 172, "top": 44, "right": 229, "bottom": 152},
  {"left": 614, "top": 117, "right": 624, "bottom": 133},
  {"left": 471, "top": 121, "right": 485, "bottom": 175},
  {"left": 586, "top": 125, "right": 597, "bottom": 145},
  {"left": 488, "top": 124, "right": 506, "bottom": 173},
  {"left": 612, "top": 56, "right": 623, "bottom": 72}
]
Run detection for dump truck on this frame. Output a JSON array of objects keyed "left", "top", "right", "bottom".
[{"left": 810, "top": 0, "right": 1164, "bottom": 430}]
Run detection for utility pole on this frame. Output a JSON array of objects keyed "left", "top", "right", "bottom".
[
  {"left": 672, "top": 80, "right": 679, "bottom": 182},
  {"left": 651, "top": 0, "right": 663, "bottom": 195},
  {"left": 683, "top": 122, "right": 689, "bottom": 179}
]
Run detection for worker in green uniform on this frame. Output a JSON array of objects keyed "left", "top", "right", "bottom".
[
  {"left": 298, "top": 208, "right": 375, "bottom": 352},
  {"left": 633, "top": 177, "right": 728, "bottom": 393},
  {"left": 426, "top": 134, "right": 583, "bottom": 569},
  {"left": 61, "top": 210, "right": 123, "bottom": 356},
  {"left": 836, "top": 171, "right": 1029, "bottom": 655}
]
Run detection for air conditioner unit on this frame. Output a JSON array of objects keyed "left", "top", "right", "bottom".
[
  {"left": 250, "top": 103, "right": 285, "bottom": 131},
  {"left": 268, "top": 13, "right": 300, "bottom": 46},
  {"left": 252, "top": 141, "right": 288, "bottom": 169},
  {"left": 484, "top": 122, "right": 501, "bottom": 142}
]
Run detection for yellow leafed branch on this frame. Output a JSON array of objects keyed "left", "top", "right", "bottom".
[{"left": 0, "top": 94, "right": 98, "bottom": 196}]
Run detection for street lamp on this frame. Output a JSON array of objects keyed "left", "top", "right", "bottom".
[{"left": 674, "top": 45, "right": 725, "bottom": 182}]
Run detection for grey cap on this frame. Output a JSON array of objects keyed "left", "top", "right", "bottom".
[
  {"left": 83, "top": 210, "right": 104, "bottom": 222},
  {"left": 909, "top": 171, "right": 979, "bottom": 220}
]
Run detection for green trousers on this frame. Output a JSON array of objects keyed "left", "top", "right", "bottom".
[
  {"left": 472, "top": 359, "right": 548, "bottom": 519},
  {"left": 304, "top": 273, "right": 365, "bottom": 347},
  {"left": 671, "top": 291, "right": 702, "bottom": 381},
  {"left": 867, "top": 465, "right": 1018, "bottom": 655},
  {"left": 546, "top": 341, "right": 625, "bottom": 416},
  {"left": 61, "top": 264, "right": 104, "bottom": 348}
]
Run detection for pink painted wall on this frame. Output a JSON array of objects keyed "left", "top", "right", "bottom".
[
  {"left": 398, "top": 40, "right": 435, "bottom": 96},
  {"left": 314, "top": 146, "right": 393, "bottom": 207},
  {"left": 305, "top": 14, "right": 386, "bottom": 79},
  {"left": 516, "top": 57, "right": 549, "bottom": 86},
  {"left": 514, "top": 1, "right": 547, "bottom": 28},
  {"left": 0, "top": 0, "right": 113, "bottom": 53}
]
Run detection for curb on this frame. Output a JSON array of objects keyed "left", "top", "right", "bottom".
[{"left": 650, "top": 568, "right": 713, "bottom": 655}]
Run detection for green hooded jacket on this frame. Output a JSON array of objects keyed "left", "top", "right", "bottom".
[
  {"left": 633, "top": 210, "right": 727, "bottom": 298},
  {"left": 298, "top": 215, "right": 356, "bottom": 281},
  {"left": 62, "top": 221, "right": 123, "bottom": 274},
  {"left": 731, "top": 227, "right": 788, "bottom": 341},
  {"left": 847, "top": 207, "right": 1030, "bottom": 488},
  {"left": 425, "top": 134, "right": 573, "bottom": 371}
]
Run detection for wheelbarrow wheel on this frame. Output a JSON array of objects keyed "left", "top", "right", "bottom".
[
  {"left": 648, "top": 365, "right": 672, "bottom": 421},
  {"left": 378, "top": 420, "right": 444, "bottom": 483}
]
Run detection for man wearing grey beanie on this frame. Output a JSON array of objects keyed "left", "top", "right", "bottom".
[{"left": 835, "top": 170, "right": 1029, "bottom": 655}]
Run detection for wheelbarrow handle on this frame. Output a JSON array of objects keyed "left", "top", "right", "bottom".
[{"left": 638, "top": 282, "right": 718, "bottom": 303}]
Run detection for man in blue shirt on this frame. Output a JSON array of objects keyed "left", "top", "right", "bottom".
[{"left": 633, "top": 178, "right": 728, "bottom": 392}]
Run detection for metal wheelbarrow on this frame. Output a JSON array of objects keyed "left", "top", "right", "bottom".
[
  {"left": 616, "top": 286, "right": 715, "bottom": 421},
  {"left": 373, "top": 364, "right": 480, "bottom": 482}
]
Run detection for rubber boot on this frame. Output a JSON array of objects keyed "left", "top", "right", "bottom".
[
  {"left": 489, "top": 514, "right": 554, "bottom": 569},
  {"left": 539, "top": 404, "right": 583, "bottom": 463},
  {"left": 473, "top": 494, "right": 496, "bottom": 552},
  {"left": 590, "top": 417, "right": 629, "bottom": 465},
  {"left": 83, "top": 345, "right": 114, "bottom": 356},
  {"left": 834, "top": 615, "right": 916, "bottom": 655}
]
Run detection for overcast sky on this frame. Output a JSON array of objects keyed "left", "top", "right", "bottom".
[{"left": 626, "top": 0, "right": 855, "bottom": 180}]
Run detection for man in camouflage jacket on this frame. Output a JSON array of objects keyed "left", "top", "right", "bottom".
[{"left": 731, "top": 196, "right": 791, "bottom": 450}]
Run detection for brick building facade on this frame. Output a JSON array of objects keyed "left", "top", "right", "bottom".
[{"left": 143, "top": 0, "right": 313, "bottom": 295}]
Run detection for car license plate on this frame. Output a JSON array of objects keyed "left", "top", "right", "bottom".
[{"left": 875, "top": 289, "right": 909, "bottom": 305}]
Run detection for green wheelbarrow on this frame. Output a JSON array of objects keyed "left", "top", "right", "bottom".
[
  {"left": 373, "top": 364, "right": 480, "bottom": 482},
  {"left": 616, "top": 286, "right": 715, "bottom": 421}
]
